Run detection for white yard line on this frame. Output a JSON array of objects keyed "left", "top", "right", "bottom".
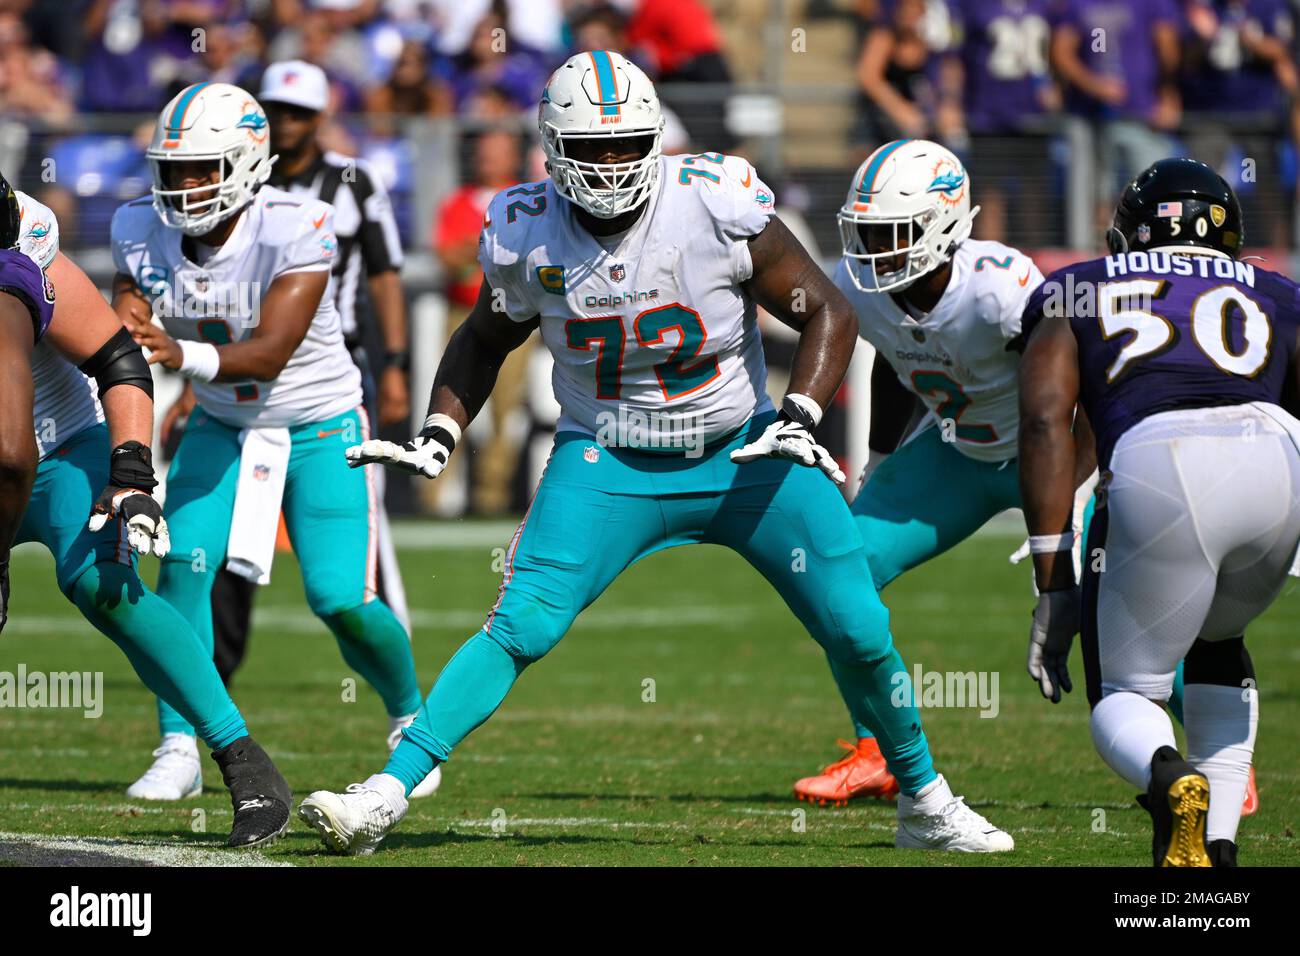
[{"left": 0, "top": 831, "right": 292, "bottom": 867}]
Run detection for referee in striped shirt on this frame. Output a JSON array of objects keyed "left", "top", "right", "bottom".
[{"left": 205, "top": 60, "right": 413, "bottom": 683}]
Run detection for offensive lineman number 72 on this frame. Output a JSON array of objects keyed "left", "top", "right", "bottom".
[{"left": 566, "top": 304, "right": 722, "bottom": 401}]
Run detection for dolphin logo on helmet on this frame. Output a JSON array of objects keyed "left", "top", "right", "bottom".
[
  {"left": 146, "top": 82, "right": 277, "bottom": 236},
  {"left": 837, "top": 140, "right": 980, "bottom": 294}
]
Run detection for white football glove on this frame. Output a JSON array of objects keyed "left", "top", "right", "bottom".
[
  {"left": 1027, "top": 586, "right": 1081, "bottom": 703},
  {"left": 345, "top": 414, "right": 460, "bottom": 480},
  {"left": 86, "top": 442, "right": 170, "bottom": 557},
  {"left": 731, "top": 397, "right": 846, "bottom": 485}
]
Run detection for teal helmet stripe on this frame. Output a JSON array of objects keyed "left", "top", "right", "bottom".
[
  {"left": 856, "top": 139, "right": 909, "bottom": 202},
  {"left": 589, "top": 50, "right": 621, "bottom": 117},
  {"left": 165, "top": 82, "right": 212, "bottom": 141}
]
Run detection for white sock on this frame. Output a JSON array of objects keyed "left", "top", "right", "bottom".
[
  {"left": 1090, "top": 692, "right": 1176, "bottom": 790},
  {"left": 910, "top": 774, "right": 953, "bottom": 815},
  {"left": 364, "top": 772, "right": 409, "bottom": 812},
  {"left": 162, "top": 733, "right": 198, "bottom": 755},
  {"left": 1184, "top": 683, "right": 1258, "bottom": 843}
]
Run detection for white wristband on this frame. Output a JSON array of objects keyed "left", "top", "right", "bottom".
[
  {"left": 785, "top": 393, "right": 824, "bottom": 428},
  {"left": 422, "top": 412, "right": 462, "bottom": 448},
  {"left": 1028, "top": 533, "right": 1074, "bottom": 554},
  {"left": 178, "top": 340, "right": 220, "bottom": 383}
]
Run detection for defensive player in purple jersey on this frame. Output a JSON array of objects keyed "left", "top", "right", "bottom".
[
  {"left": 1017, "top": 158, "right": 1300, "bottom": 866},
  {"left": 0, "top": 179, "right": 49, "bottom": 634}
]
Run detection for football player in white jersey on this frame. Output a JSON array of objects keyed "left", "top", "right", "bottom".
[
  {"left": 298, "top": 51, "right": 1011, "bottom": 856},
  {"left": 0, "top": 173, "right": 291, "bottom": 847},
  {"left": 111, "top": 82, "right": 438, "bottom": 801},
  {"left": 793, "top": 139, "right": 1075, "bottom": 805},
  {"left": 793, "top": 140, "right": 1259, "bottom": 817}
]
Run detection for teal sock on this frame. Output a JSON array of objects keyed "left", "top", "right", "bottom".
[
  {"left": 382, "top": 630, "right": 526, "bottom": 796},
  {"left": 383, "top": 734, "right": 439, "bottom": 794},
  {"left": 70, "top": 562, "right": 246, "bottom": 749},
  {"left": 1169, "top": 660, "right": 1186, "bottom": 726},
  {"left": 323, "top": 601, "right": 423, "bottom": 717},
  {"left": 828, "top": 652, "right": 877, "bottom": 740},
  {"left": 828, "top": 649, "right": 936, "bottom": 795}
]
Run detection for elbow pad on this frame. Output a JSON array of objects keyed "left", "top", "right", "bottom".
[{"left": 79, "top": 326, "right": 154, "bottom": 400}]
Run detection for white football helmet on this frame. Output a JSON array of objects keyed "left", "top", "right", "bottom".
[
  {"left": 539, "top": 50, "right": 665, "bottom": 219},
  {"left": 147, "top": 82, "right": 275, "bottom": 236},
  {"left": 838, "top": 139, "right": 980, "bottom": 293}
]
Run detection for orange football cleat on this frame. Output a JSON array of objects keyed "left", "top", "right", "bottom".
[
  {"left": 793, "top": 737, "right": 899, "bottom": 807},
  {"left": 1241, "top": 766, "right": 1258, "bottom": 817}
]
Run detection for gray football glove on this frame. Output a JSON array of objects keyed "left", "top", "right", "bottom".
[{"left": 1028, "top": 586, "right": 1081, "bottom": 703}]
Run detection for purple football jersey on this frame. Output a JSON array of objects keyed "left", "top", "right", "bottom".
[
  {"left": 956, "top": 0, "right": 1054, "bottom": 132},
  {"left": 0, "top": 247, "right": 54, "bottom": 342},
  {"left": 1181, "top": 0, "right": 1292, "bottom": 116},
  {"left": 1052, "top": 0, "right": 1180, "bottom": 121},
  {"left": 1022, "top": 251, "right": 1300, "bottom": 467}
]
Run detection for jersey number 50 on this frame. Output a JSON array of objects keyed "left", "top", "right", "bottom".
[
  {"left": 1099, "top": 280, "right": 1271, "bottom": 382},
  {"left": 566, "top": 303, "right": 722, "bottom": 401}
]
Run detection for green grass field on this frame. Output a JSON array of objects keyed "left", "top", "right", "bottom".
[{"left": 1, "top": 518, "right": 1296, "bottom": 866}]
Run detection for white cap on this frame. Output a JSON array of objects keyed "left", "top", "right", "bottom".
[{"left": 259, "top": 60, "right": 329, "bottom": 112}]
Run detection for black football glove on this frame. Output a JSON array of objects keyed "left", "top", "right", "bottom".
[{"left": 87, "top": 441, "right": 170, "bottom": 557}]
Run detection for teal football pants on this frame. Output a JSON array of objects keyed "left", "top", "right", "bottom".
[
  {"left": 14, "top": 423, "right": 247, "bottom": 748},
  {"left": 154, "top": 406, "right": 421, "bottom": 737},
  {"left": 839, "top": 426, "right": 1022, "bottom": 740},
  {"left": 384, "top": 413, "right": 941, "bottom": 797}
]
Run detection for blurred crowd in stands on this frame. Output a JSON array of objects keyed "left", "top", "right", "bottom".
[
  {"left": 852, "top": 0, "right": 1300, "bottom": 248},
  {"left": 2, "top": 0, "right": 1298, "bottom": 253},
  {"left": 2, "top": 0, "right": 1298, "bottom": 513}
]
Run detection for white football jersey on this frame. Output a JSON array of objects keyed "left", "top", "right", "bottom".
[
  {"left": 111, "top": 186, "right": 361, "bottom": 429},
  {"left": 835, "top": 239, "right": 1043, "bottom": 463},
  {"left": 479, "top": 153, "right": 776, "bottom": 449},
  {"left": 15, "top": 190, "right": 106, "bottom": 460}
]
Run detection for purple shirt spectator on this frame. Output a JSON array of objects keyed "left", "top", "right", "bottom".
[
  {"left": 955, "top": 0, "right": 1054, "bottom": 132},
  {"left": 1181, "top": 0, "right": 1293, "bottom": 116},
  {"left": 1051, "top": 0, "right": 1180, "bottom": 120}
]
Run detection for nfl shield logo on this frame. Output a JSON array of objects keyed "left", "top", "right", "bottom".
[
  {"left": 583, "top": 445, "right": 601, "bottom": 464},
  {"left": 609, "top": 263, "right": 625, "bottom": 282},
  {"left": 911, "top": 329, "right": 925, "bottom": 343},
  {"left": 253, "top": 464, "right": 270, "bottom": 481},
  {"left": 1137, "top": 223, "right": 1151, "bottom": 244}
]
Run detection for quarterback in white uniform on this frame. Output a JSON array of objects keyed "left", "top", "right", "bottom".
[
  {"left": 793, "top": 140, "right": 1077, "bottom": 806},
  {"left": 299, "top": 51, "right": 1012, "bottom": 857},
  {"left": 1, "top": 176, "right": 292, "bottom": 848},
  {"left": 111, "top": 82, "right": 436, "bottom": 801}
]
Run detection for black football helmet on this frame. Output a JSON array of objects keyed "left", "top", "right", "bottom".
[
  {"left": 1106, "top": 158, "right": 1244, "bottom": 259},
  {"left": 0, "top": 172, "right": 19, "bottom": 250}
]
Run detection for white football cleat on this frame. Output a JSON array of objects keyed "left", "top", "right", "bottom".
[
  {"left": 126, "top": 733, "right": 202, "bottom": 800},
  {"left": 298, "top": 774, "right": 408, "bottom": 856},
  {"left": 388, "top": 714, "right": 442, "bottom": 798},
  {"left": 895, "top": 774, "right": 1014, "bottom": 853}
]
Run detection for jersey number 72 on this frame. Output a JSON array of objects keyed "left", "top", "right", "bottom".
[{"left": 566, "top": 303, "right": 721, "bottom": 401}]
